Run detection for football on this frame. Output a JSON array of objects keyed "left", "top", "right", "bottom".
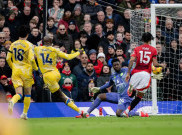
[{"left": 152, "top": 66, "right": 162, "bottom": 74}]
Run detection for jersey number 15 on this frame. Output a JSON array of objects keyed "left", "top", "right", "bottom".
[{"left": 139, "top": 51, "right": 151, "bottom": 64}]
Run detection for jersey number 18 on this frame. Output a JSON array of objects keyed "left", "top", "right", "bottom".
[{"left": 13, "top": 48, "right": 24, "bottom": 61}]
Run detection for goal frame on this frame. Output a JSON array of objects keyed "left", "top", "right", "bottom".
[{"left": 150, "top": 4, "right": 182, "bottom": 115}]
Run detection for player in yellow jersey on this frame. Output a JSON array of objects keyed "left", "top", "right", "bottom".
[
  {"left": 34, "top": 36, "right": 86, "bottom": 116},
  {"left": 6, "top": 25, "right": 38, "bottom": 120}
]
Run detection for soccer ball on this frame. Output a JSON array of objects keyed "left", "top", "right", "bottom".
[{"left": 152, "top": 66, "right": 162, "bottom": 74}]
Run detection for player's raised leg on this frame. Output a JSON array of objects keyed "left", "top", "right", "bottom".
[{"left": 8, "top": 86, "right": 23, "bottom": 115}]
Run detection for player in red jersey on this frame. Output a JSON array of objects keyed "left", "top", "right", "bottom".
[{"left": 123, "top": 32, "right": 165, "bottom": 117}]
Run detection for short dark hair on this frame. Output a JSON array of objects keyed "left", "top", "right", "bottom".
[
  {"left": 141, "top": 32, "right": 154, "bottom": 43},
  {"left": 111, "top": 58, "right": 120, "bottom": 64},
  {"left": 43, "top": 35, "right": 52, "bottom": 45},
  {"left": 0, "top": 57, "right": 5, "bottom": 60},
  {"left": 18, "top": 25, "right": 29, "bottom": 38}
]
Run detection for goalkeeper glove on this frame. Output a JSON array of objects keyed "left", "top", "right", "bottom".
[
  {"left": 152, "top": 73, "right": 163, "bottom": 80},
  {"left": 90, "top": 87, "right": 100, "bottom": 94}
]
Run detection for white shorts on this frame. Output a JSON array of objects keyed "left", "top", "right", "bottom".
[{"left": 130, "top": 71, "right": 151, "bottom": 93}]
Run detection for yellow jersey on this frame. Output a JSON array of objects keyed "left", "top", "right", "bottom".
[
  {"left": 6, "top": 39, "right": 38, "bottom": 71},
  {"left": 34, "top": 46, "right": 80, "bottom": 74}
]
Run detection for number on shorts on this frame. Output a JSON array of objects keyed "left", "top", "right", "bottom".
[
  {"left": 40, "top": 53, "right": 53, "bottom": 65},
  {"left": 139, "top": 51, "right": 151, "bottom": 64},
  {"left": 13, "top": 48, "right": 24, "bottom": 61}
]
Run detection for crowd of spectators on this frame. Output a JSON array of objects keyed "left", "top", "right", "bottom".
[{"left": 0, "top": 0, "right": 182, "bottom": 103}]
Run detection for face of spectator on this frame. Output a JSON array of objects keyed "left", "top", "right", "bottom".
[
  {"left": 177, "top": 10, "right": 182, "bottom": 19},
  {"left": 86, "top": 63, "right": 94, "bottom": 72},
  {"left": 116, "top": 33, "right": 123, "bottom": 41},
  {"left": 74, "top": 8, "right": 81, "bottom": 16},
  {"left": 38, "top": 0, "right": 43, "bottom": 6},
  {"left": 179, "top": 35, "right": 182, "bottom": 44},
  {"left": 97, "top": 11, "right": 105, "bottom": 22},
  {"left": 39, "top": 23, "right": 43, "bottom": 32},
  {"left": 117, "top": 25, "right": 125, "bottom": 33},
  {"left": 95, "top": 25, "right": 103, "bottom": 35},
  {"left": 105, "top": 6, "right": 113, "bottom": 16},
  {"left": 59, "top": 0, "right": 63, "bottom": 6},
  {"left": 113, "top": 61, "right": 121, "bottom": 72},
  {"left": 107, "top": 34, "right": 114, "bottom": 41},
  {"left": 156, "top": 44, "right": 162, "bottom": 54},
  {"left": 117, "top": 56, "right": 125, "bottom": 63},
  {"left": 89, "top": 53, "right": 97, "bottom": 61},
  {"left": 166, "top": 20, "right": 173, "bottom": 30},
  {"left": 8, "top": 0, "right": 14, "bottom": 8},
  {"left": 180, "top": 59, "right": 182, "bottom": 70},
  {"left": 32, "top": 16, "right": 39, "bottom": 24},
  {"left": 103, "top": 66, "right": 109, "bottom": 74},
  {"left": 135, "top": 4, "right": 141, "bottom": 10},
  {"left": 69, "top": 0, "right": 75, "bottom": 4},
  {"left": 89, "top": 0, "right": 95, "bottom": 5},
  {"left": 9, "top": 13, "right": 16, "bottom": 19},
  {"left": 130, "top": 43, "right": 137, "bottom": 50},
  {"left": 124, "top": 10, "right": 131, "bottom": 20},
  {"left": 159, "top": 0, "right": 166, "bottom": 4},
  {"left": 0, "top": 19, "right": 5, "bottom": 27},
  {"left": 65, "top": 11, "right": 71, "bottom": 17},
  {"left": 81, "top": 54, "right": 88, "bottom": 64},
  {"left": 2, "top": 28, "right": 10, "bottom": 37},
  {"left": 53, "top": 0, "right": 59, "bottom": 7},
  {"left": 98, "top": 46, "right": 104, "bottom": 53},
  {"left": 25, "top": 0, "right": 31, "bottom": 5},
  {"left": 98, "top": 56, "right": 105, "bottom": 63},
  {"left": 48, "top": 20, "right": 54, "bottom": 27},
  {"left": 169, "top": 0, "right": 175, "bottom": 4},
  {"left": 74, "top": 40, "right": 81, "bottom": 49},
  {"left": 171, "top": 40, "right": 177, "bottom": 49},
  {"left": 106, "top": 22, "right": 114, "bottom": 29},
  {"left": 124, "top": 32, "right": 131, "bottom": 41},
  {"left": 0, "top": 58, "right": 5, "bottom": 68},
  {"left": 68, "top": 24, "right": 76, "bottom": 31},
  {"left": 0, "top": 51, "right": 6, "bottom": 58},
  {"left": 108, "top": 47, "right": 115, "bottom": 54},
  {"left": 179, "top": 27, "right": 182, "bottom": 35},
  {"left": 156, "top": 30, "right": 161, "bottom": 37},
  {"left": 32, "top": 28, "right": 39, "bottom": 37},
  {"left": 24, "top": 7, "right": 31, "bottom": 16},
  {"left": 84, "top": 23, "right": 92, "bottom": 33},
  {"left": 0, "top": 33, "right": 5, "bottom": 44},
  {"left": 0, "top": 78, "right": 8, "bottom": 85},
  {"left": 58, "top": 25, "right": 66, "bottom": 35},
  {"left": 84, "top": 15, "right": 91, "bottom": 22},
  {"left": 116, "top": 49, "right": 124, "bottom": 56},
  {"left": 29, "top": 22, "right": 36, "bottom": 29},
  {"left": 80, "top": 36, "right": 87, "bottom": 44},
  {"left": 64, "top": 64, "right": 70, "bottom": 71}
]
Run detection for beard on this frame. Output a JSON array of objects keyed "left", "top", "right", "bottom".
[{"left": 86, "top": 69, "right": 93, "bottom": 73}]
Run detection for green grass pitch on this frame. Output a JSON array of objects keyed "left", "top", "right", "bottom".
[{"left": 28, "top": 116, "right": 182, "bottom": 135}]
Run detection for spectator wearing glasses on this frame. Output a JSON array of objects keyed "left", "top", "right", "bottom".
[
  {"left": 0, "top": 32, "right": 5, "bottom": 50},
  {"left": 73, "top": 53, "right": 88, "bottom": 76},
  {"left": 61, "top": 78, "right": 78, "bottom": 101},
  {"left": 53, "top": 24, "right": 73, "bottom": 53}
]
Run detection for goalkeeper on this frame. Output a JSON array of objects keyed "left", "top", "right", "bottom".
[{"left": 78, "top": 59, "right": 149, "bottom": 118}]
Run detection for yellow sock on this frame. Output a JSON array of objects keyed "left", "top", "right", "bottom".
[
  {"left": 11, "top": 94, "right": 22, "bottom": 104},
  {"left": 65, "top": 99, "right": 80, "bottom": 113},
  {"left": 23, "top": 95, "right": 31, "bottom": 114}
]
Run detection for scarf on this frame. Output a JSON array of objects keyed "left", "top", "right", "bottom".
[
  {"left": 62, "top": 85, "right": 73, "bottom": 92},
  {"left": 62, "top": 69, "right": 71, "bottom": 76}
]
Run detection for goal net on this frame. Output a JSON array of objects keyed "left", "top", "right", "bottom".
[{"left": 130, "top": 4, "right": 182, "bottom": 115}]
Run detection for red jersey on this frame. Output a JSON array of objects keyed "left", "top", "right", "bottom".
[{"left": 131, "top": 44, "right": 157, "bottom": 75}]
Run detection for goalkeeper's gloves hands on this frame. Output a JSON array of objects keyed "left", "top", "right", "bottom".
[
  {"left": 152, "top": 73, "right": 163, "bottom": 80},
  {"left": 90, "top": 87, "right": 100, "bottom": 94}
]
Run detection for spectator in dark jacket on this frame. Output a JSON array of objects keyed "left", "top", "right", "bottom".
[
  {"left": 27, "top": 27, "right": 41, "bottom": 46},
  {"left": 47, "top": 17, "right": 57, "bottom": 35},
  {"left": 73, "top": 53, "right": 88, "bottom": 76},
  {"left": 77, "top": 62, "right": 97, "bottom": 101},
  {"left": 53, "top": 24, "right": 73, "bottom": 53},
  {"left": 0, "top": 57, "right": 11, "bottom": 78}
]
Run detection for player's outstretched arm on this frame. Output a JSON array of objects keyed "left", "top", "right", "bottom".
[
  {"left": 126, "top": 56, "right": 136, "bottom": 82},
  {"left": 57, "top": 50, "right": 80, "bottom": 60}
]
